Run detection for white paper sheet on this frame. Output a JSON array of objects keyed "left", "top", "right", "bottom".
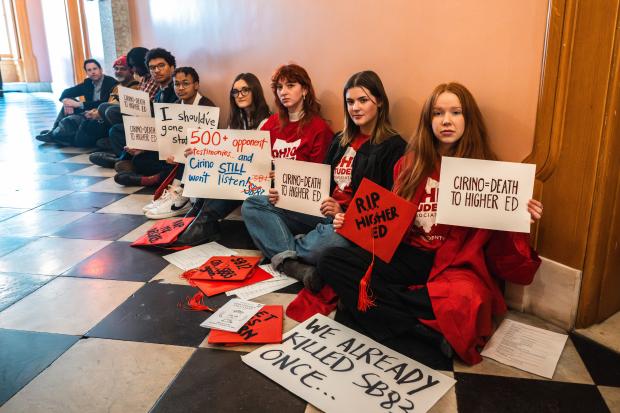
[
  {"left": 163, "top": 242, "right": 237, "bottom": 271},
  {"left": 481, "top": 319, "right": 568, "bottom": 378},
  {"left": 200, "top": 298, "right": 264, "bottom": 332},
  {"left": 225, "top": 264, "right": 298, "bottom": 300}
]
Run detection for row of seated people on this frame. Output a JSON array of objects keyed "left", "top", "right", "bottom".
[{"left": 35, "top": 47, "right": 544, "bottom": 365}]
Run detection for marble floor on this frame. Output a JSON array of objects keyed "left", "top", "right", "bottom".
[{"left": 0, "top": 92, "right": 619, "bottom": 412}]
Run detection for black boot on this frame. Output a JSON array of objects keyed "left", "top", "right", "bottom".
[
  {"left": 411, "top": 323, "right": 454, "bottom": 359},
  {"left": 184, "top": 198, "right": 205, "bottom": 218},
  {"left": 280, "top": 259, "right": 324, "bottom": 293},
  {"left": 90, "top": 152, "right": 119, "bottom": 168},
  {"left": 174, "top": 204, "right": 221, "bottom": 246}
]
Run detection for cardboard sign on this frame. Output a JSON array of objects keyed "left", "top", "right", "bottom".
[
  {"left": 192, "top": 266, "right": 274, "bottom": 296},
  {"left": 183, "top": 256, "right": 261, "bottom": 281},
  {"left": 182, "top": 128, "right": 272, "bottom": 200},
  {"left": 154, "top": 103, "right": 220, "bottom": 163},
  {"left": 131, "top": 217, "right": 193, "bottom": 247},
  {"left": 208, "top": 305, "right": 283, "bottom": 344},
  {"left": 337, "top": 178, "right": 415, "bottom": 262},
  {"left": 274, "top": 158, "right": 331, "bottom": 217},
  {"left": 436, "top": 157, "right": 536, "bottom": 233},
  {"left": 242, "top": 314, "right": 455, "bottom": 413},
  {"left": 119, "top": 86, "right": 151, "bottom": 117},
  {"left": 123, "top": 116, "right": 158, "bottom": 151}
]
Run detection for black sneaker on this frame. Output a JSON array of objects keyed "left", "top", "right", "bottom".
[
  {"left": 90, "top": 152, "right": 119, "bottom": 168},
  {"left": 35, "top": 131, "right": 55, "bottom": 143},
  {"left": 114, "top": 172, "right": 143, "bottom": 187}
]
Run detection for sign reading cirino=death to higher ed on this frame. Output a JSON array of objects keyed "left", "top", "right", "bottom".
[{"left": 181, "top": 128, "right": 272, "bottom": 201}]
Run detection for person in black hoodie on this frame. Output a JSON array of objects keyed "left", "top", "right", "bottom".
[
  {"left": 36, "top": 59, "right": 117, "bottom": 143},
  {"left": 241, "top": 70, "right": 406, "bottom": 291}
]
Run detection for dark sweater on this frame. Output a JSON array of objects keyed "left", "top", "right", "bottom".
[{"left": 324, "top": 132, "right": 407, "bottom": 210}]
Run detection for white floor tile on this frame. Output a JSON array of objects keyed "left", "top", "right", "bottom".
[
  {"left": 0, "top": 190, "right": 71, "bottom": 209},
  {"left": 117, "top": 220, "right": 157, "bottom": 242},
  {"left": 82, "top": 178, "right": 142, "bottom": 194},
  {"left": 96, "top": 194, "right": 153, "bottom": 215},
  {"left": 60, "top": 154, "right": 93, "bottom": 164},
  {"left": 0, "top": 338, "right": 193, "bottom": 413},
  {"left": 69, "top": 165, "right": 115, "bottom": 178},
  {"left": 0, "top": 210, "right": 89, "bottom": 237},
  {"left": 0, "top": 277, "right": 142, "bottom": 335}
]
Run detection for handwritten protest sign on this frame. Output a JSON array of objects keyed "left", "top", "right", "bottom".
[
  {"left": 274, "top": 158, "right": 331, "bottom": 217},
  {"left": 154, "top": 103, "right": 220, "bottom": 163},
  {"left": 182, "top": 129, "right": 271, "bottom": 200},
  {"left": 118, "top": 86, "right": 150, "bottom": 117},
  {"left": 182, "top": 255, "right": 260, "bottom": 281},
  {"left": 436, "top": 157, "right": 536, "bottom": 233},
  {"left": 337, "top": 178, "right": 415, "bottom": 262},
  {"left": 242, "top": 314, "right": 455, "bottom": 413},
  {"left": 208, "top": 305, "right": 283, "bottom": 345},
  {"left": 123, "top": 116, "right": 158, "bottom": 151},
  {"left": 131, "top": 217, "right": 193, "bottom": 247}
]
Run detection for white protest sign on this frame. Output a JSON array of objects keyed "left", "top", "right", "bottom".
[
  {"left": 274, "top": 158, "right": 331, "bottom": 217},
  {"left": 123, "top": 116, "right": 158, "bottom": 151},
  {"left": 154, "top": 102, "right": 220, "bottom": 163},
  {"left": 118, "top": 86, "right": 150, "bottom": 117},
  {"left": 242, "top": 314, "right": 455, "bottom": 413},
  {"left": 182, "top": 128, "right": 271, "bottom": 200},
  {"left": 436, "top": 157, "right": 536, "bottom": 233}
]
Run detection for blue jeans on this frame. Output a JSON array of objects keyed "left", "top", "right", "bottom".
[{"left": 241, "top": 195, "right": 350, "bottom": 266}]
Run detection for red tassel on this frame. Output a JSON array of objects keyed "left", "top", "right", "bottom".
[
  {"left": 357, "top": 236, "right": 377, "bottom": 312},
  {"left": 183, "top": 291, "right": 214, "bottom": 312}
]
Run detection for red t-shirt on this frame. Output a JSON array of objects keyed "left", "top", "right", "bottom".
[
  {"left": 331, "top": 134, "right": 369, "bottom": 209},
  {"left": 260, "top": 114, "right": 333, "bottom": 162},
  {"left": 393, "top": 156, "right": 450, "bottom": 251}
]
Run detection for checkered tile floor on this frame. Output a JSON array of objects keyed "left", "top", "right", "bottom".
[{"left": 0, "top": 93, "right": 618, "bottom": 412}]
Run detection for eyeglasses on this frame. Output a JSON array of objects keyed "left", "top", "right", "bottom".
[
  {"left": 231, "top": 87, "right": 251, "bottom": 98},
  {"left": 174, "top": 81, "right": 194, "bottom": 89},
  {"left": 148, "top": 63, "right": 168, "bottom": 72}
]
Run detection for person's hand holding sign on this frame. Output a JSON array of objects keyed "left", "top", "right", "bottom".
[
  {"left": 166, "top": 155, "right": 177, "bottom": 165},
  {"left": 268, "top": 188, "right": 279, "bottom": 205},
  {"left": 528, "top": 199, "right": 543, "bottom": 223},
  {"left": 320, "top": 197, "right": 342, "bottom": 217},
  {"left": 332, "top": 212, "right": 345, "bottom": 229},
  {"left": 184, "top": 147, "right": 193, "bottom": 158}
]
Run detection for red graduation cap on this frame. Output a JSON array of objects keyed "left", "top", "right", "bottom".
[
  {"left": 182, "top": 256, "right": 261, "bottom": 281},
  {"left": 187, "top": 266, "right": 274, "bottom": 297},
  {"left": 131, "top": 217, "right": 194, "bottom": 247},
  {"left": 336, "top": 178, "right": 415, "bottom": 311},
  {"left": 208, "top": 305, "right": 283, "bottom": 344}
]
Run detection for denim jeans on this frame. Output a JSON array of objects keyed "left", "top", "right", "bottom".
[{"left": 241, "top": 195, "right": 350, "bottom": 266}]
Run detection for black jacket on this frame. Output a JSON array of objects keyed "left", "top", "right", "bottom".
[
  {"left": 59, "top": 75, "right": 118, "bottom": 110},
  {"left": 324, "top": 132, "right": 407, "bottom": 210},
  {"left": 154, "top": 80, "right": 177, "bottom": 104}
]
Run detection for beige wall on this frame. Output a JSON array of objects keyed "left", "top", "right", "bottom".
[{"left": 128, "top": 0, "right": 548, "bottom": 161}]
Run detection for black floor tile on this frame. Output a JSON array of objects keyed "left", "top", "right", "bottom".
[
  {"left": 0, "top": 329, "right": 79, "bottom": 405},
  {"left": 86, "top": 282, "right": 231, "bottom": 346},
  {"left": 31, "top": 162, "right": 90, "bottom": 175},
  {"left": 151, "top": 348, "right": 307, "bottom": 413},
  {"left": 35, "top": 175, "right": 107, "bottom": 190},
  {"left": 0, "top": 236, "right": 36, "bottom": 257},
  {"left": 218, "top": 220, "right": 258, "bottom": 250},
  {"left": 454, "top": 372, "right": 610, "bottom": 413},
  {"left": 63, "top": 241, "right": 168, "bottom": 281},
  {"left": 274, "top": 281, "right": 304, "bottom": 295},
  {"left": 29, "top": 152, "right": 76, "bottom": 162},
  {"left": 571, "top": 333, "right": 620, "bottom": 387},
  {"left": 334, "top": 308, "right": 453, "bottom": 371},
  {"left": 0, "top": 272, "right": 53, "bottom": 311},
  {"left": 51, "top": 213, "right": 147, "bottom": 240},
  {"left": 38, "top": 191, "right": 127, "bottom": 212}
]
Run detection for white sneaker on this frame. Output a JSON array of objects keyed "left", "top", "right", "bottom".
[
  {"left": 142, "top": 187, "right": 172, "bottom": 212},
  {"left": 145, "top": 186, "right": 191, "bottom": 219}
]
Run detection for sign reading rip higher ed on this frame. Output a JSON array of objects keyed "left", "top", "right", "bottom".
[{"left": 436, "top": 156, "right": 536, "bottom": 233}]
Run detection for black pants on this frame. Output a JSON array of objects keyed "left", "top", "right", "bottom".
[{"left": 317, "top": 242, "right": 435, "bottom": 341}]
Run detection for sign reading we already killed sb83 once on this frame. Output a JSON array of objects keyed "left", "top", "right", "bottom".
[
  {"left": 181, "top": 128, "right": 272, "bottom": 201},
  {"left": 154, "top": 103, "right": 220, "bottom": 163}
]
